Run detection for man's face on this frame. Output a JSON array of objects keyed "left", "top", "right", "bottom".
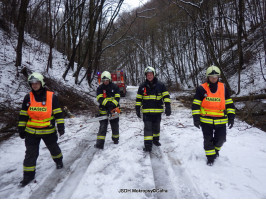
[
  {"left": 146, "top": 72, "right": 154, "bottom": 82},
  {"left": 208, "top": 76, "right": 219, "bottom": 83},
  {"left": 103, "top": 79, "right": 110, "bottom": 85},
  {"left": 31, "top": 82, "right": 41, "bottom": 91}
]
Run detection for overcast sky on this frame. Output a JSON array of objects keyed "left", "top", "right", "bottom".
[{"left": 122, "top": 0, "right": 148, "bottom": 11}]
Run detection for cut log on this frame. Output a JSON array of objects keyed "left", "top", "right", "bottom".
[{"left": 232, "top": 94, "right": 266, "bottom": 102}]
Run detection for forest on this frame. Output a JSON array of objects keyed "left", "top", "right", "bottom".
[{"left": 1, "top": 0, "right": 265, "bottom": 94}]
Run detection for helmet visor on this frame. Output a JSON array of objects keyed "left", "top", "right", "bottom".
[
  {"left": 207, "top": 71, "right": 220, "bottom": 76},
  {"left": 145, "top": 69, "right": 153, "bottom": 73},
  {"left": 29, "top": 77, "right": 41, "bottom": 84},
  {"left": 101, "top": 76, "right": 110, "bottom": 81}
]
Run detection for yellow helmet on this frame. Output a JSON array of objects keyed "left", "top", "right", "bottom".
[
  {"left": 101, "top": 71, "right": 111, "bottom": 81},
  {"left": 28, "top": 72, "right": 45, "bottom": 87},
  {"left": 144, "top": 66, "right": 155, "bottom": 76},
  {"left": 206, "top": 65, "right": 221, "bottom": 77}
]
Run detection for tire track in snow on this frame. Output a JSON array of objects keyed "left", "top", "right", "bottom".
[
  {"left": 150, "top": 147, "right": 203, "bottom": 199},
  {"left": 149, "top": 148, "right": 178, "bottom": 198},
  {"left": 53, "top": 146, "right": 97, "bottom": 198},
  {"left": 29, "top": 125, "right": 98, "bottom": 199}
]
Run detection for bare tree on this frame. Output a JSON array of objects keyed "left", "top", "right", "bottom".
[
  {"left": 15, "top": 0, "right": 30, "bottom": 77},
  {"left": 235, "top": 0, "right": 245, "bottom": 95}
]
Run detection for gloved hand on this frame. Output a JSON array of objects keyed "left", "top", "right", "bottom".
[
  {"left": 58, "top": 130, "right": 65, "bottom": 136},
  {"left": 194, "top": 120, "right": 201, "bottom": 129},
  {"left": 165, "top": 105, "right": 171, "bottom": 116},
  {"left": 19, "top": 131, "right": 26, "bottom": 139},
  {"left": 136, "top": 107, "right": 141, "bottom": 118},
  {"left": 228, "top": 119, "right": 234, "bottom": 129}
]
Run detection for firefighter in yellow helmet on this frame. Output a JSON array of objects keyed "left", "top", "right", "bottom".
[
  {"left": 192, "top": 66, "right": 235, "bottom": 166},
  {"left": 95, "top": 71, "right": 121, "bottom": 149},
  {"left": 136, "top": 67, "right": 171, "bottom": 152},
  {"left": 18, "top": 72, "right": 65, "bottom": 186}
]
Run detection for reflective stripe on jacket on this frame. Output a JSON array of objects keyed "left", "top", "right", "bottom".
[
  {"left": 96, "top": 82, "right": 120, "bottom": 116},
  {"left": 136, "top": 77, "right": 170, "bottom": 114},
  {"left": 26, "top": 91, "right": 53, "bottom": 128},
  {"left": 200, "top": 82, "right": 225, "bottom": 117}
]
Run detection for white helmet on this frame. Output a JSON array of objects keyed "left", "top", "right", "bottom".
[
  {"left": 28, "top": 72, "right": 45, "bottom": 87},
  {"left": 144, "top": 66, "right": 155, "bottom": 76},
  {"left": 101, "top": 71, "right": 111, "bottom": 81},
  {"left": 206, "top": 65, "right": 221, "bottom": 77}
]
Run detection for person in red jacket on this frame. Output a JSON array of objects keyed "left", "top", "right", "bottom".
[
  {"left": 18, "top": 72, "right": 65, "bottom": 187},
  {"left": 192, "top": 66, "right": 235, "bottom": 166}
]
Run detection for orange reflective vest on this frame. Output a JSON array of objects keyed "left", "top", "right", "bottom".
[
  {"left": 200, "top": 82, "right": 226, "bottom": 117},
  {"left": 26, "top": 91, "right": 54, "bottom": 128}
]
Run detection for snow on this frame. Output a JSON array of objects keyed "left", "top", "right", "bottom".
[
  {"left": 1, "top": 25, "right": 266, "bottom": 199},
  {"left": 1, "top": 86, "right": 266, "bottom": 198}
]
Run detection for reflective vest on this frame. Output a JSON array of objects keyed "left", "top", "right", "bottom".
[
  {"left": 26, "top": 91, "right": 54, "bottom": 128},
  {"left": 200, "top": 82, "right": 225, "bottom": 117}
]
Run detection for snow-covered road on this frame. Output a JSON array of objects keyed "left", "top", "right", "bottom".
[{"left": 0, "top": 86, "right": 266, "bottom": 199}]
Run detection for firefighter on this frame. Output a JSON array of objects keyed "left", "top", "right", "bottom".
[
  {"left": 136, "top": 67, "right": 171, "bottom": 152},
  {"left": 95, "top": 71, "right": 120, "bottom": 149},
  {"left": 192, "top": 65, "right": 235, "bottom": 166},
  {"left": 18, "top": 72, "right": 65, "bottom": 187}
]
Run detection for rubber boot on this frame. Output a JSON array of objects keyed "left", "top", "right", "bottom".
[
  {"left": 206, "top": 155, "right": 216, "bottom": 166},
  {"left": 56, "top": 159, "right": 63, "bottom": 169},
  {"left": 153, "top": 140, "right": 161, "bottom": 146},
  {"left": 19, "top": 172, "right": 35, "bottom": 187}
]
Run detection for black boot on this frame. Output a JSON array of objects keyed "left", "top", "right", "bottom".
[
  {"left": 215, "top": 150, "right": 219, "bottom": 158},
  {"left": 56, "top": 159, "right": 63, "bottom": 169},
  {"left": 153, "top": 141, "right": 161, "bottom": 146},
  {"left": 94, "top": 144, "right": 104, "bottom": 149},
  {"left": 19, "top": 176, "right": 34, "bottom": 187},
  {"left": 19, "top": 171, "right": 35, "bottom": 187},
  {"left": 114, "top": 140, "right": 119, "bottom": 144},
  {"left": 143, "top": 145, "right": 152, "bottom": 152},
  {"left": 206, "top": 155, "right": 216, "bottom": 166}
]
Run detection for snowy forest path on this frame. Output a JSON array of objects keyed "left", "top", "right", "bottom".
[
  {"left": 29, "top": 123, "right": 99, "bottom": 199},
  {"left": 149, "top": 147, "right": 203, "bottom": 198}
]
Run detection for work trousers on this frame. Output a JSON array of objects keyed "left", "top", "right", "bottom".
[
  {"left": 201, "top": 123, "right": 226, "bottom": 157},
  {"left": 143, "top": 114, "right": 161, "bottom": 149},
  {"left": 23, "top": 132, "right": 62, "bottom": 178},
  {"left": 96, "top": 118, "right": 119, "bottom": 147}
]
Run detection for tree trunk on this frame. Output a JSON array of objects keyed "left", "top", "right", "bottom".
[
  {"left": 15, "top": 0, "right": 30, "bottom": 77},
  {"left": 236, "top": 0, "right": 244, "bottom": 95}
]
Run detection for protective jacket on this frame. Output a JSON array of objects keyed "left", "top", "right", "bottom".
[
  {"left": 18, "top": 88, "right": 65, "bottom": 136},
  {"left": 136, "top": 77, "right": 170, "bottom": 114},
  {"left": 95, "top": 82, "right": 120, "bottom": 148},
  {"left": 18, "top": 87, "right": 64, "bottom": 178},
  {"left": 192, "top": 81, "right": 235, "bottom": 159},
  {"left": 96, "top": 82, "right": 120, "bottom": 115},
  {"left": 192, "top": 81, "right": 235, "bottom": 126}
]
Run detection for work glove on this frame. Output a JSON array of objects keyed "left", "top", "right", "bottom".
[
  {"left": 165, "top": 105, "right": 171, "bottom": 116},
  {"left": 58, "top": 130, "right": 65, "bottom": 136},
  {"left": 19, "top": 131, "right": 26, "bottom": 139},
  {"left": 228, "top": 119, "right": 234, "bottom": 129},
  {"left": 194, "top": 120, "right": 201, "bottom": 129},
  {"left": 136, "top": 107, "right": 141, "bottom": 118}
]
